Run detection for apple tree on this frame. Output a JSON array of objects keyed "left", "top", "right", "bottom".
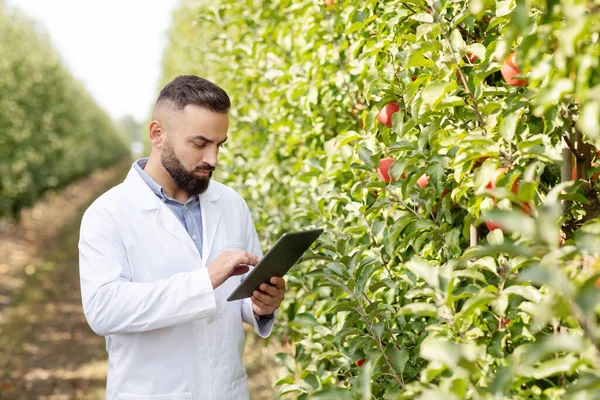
[
  {"left": 0, "top": 3, "right": 130, "bottom": 220},
  {"left": 157, "top": 0, "right": 600, "bottom": 398}
]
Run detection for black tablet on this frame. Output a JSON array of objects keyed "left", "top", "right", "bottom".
[{"left": 226, "top": 228, "right": 324, "bottom": 301}]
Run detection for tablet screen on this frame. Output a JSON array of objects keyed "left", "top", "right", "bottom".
[{"left": 226, "top": 228, "right": 323, "bottom": 301}]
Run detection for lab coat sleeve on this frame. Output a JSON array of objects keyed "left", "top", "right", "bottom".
[
  {"left": 78, "top": 204, "right": 217, "bottom": 336},
  {"left": 239, "top": 201, "right": 278, "bottom": 338}
]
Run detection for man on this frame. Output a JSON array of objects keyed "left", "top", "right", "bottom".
[{"left": 78, "top": 75, "right": 285, "bottom": 400}]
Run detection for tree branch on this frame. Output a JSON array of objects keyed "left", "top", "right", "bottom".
[
  {"left": 385, "top": 187, "right": 421, "bottom": 220},
  {"left": 355, "top": 300, "right": 405, "bottom": 387},
  {"left": 361, "top": 291, "right": 404, "bottom": 355},
  {"left": 563, "top": 134, "right": 585, "bottom": 162}
]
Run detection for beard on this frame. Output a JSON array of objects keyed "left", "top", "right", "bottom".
[{"left": 161, "top": 138, "right": 214, "bottom": 196}]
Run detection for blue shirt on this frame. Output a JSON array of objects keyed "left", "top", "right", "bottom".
[
  {"left": 134, "top": 158, "right": 273, "bottom": 323},
  {"left": 134, "top": 158, "right": 203, "bottom": 258}
]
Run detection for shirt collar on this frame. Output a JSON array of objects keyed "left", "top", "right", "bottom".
[{"left": 133, "top": 158, "right": 199, "bottom": 205}]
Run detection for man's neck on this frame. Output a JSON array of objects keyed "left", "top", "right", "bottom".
[{"left": 143, "top": 156, "right": 191, "bottom": 203}]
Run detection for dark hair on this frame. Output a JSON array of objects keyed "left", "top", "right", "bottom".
[{"left": 155, "top": 75, "right": 230, "bottom": 114}]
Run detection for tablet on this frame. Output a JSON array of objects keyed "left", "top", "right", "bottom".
[{"left": 226, "top": 228, "right": 324, "bottom": 301}]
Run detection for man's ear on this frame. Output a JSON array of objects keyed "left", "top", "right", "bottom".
[{"left": 149, "top": 120, "right": 165, "bottom": 148}]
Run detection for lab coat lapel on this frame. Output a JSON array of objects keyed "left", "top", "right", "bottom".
[
  {"left": 123, "top": 164, "right": 200, "bottom": 256},
  {"left": 155, "top": 205, "right": 200, "bottom": 256},
  {"left": 200, "top": 183, "right": 221, "bottom": 262}
]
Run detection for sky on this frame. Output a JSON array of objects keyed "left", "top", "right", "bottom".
[{"left": 6, "top": 0, "right": 179, "bottom": 123}]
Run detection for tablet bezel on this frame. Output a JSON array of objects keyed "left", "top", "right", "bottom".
[{"left": 226, "top": 228, "right": 323, "bottom": 302}]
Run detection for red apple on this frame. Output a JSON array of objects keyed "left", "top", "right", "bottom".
[
  {"left": 355, "top": 358, "right": 366, "bottom": 367},
  {"left": 501, "top": 53, "right": 527, "bottom": 87},
  {"left": 377, "top": 157, "right": 395, "bottom": 183},
  {"left": 487, "top": 167, "right": 530, "bottom": 213},
  {"left": 359, "top": 119, "right": 364, "bottom": 129},
  {"left": 520, "top": 202, "right": 532, "bottom": 215},
  {"left": 324, "top": 0, "right": 334, "bottom": 6},
  {"left": 486, "top": 167, "right": 509, "bottom": 189},
  {"left": 498, "top": 317, "right": 511, "bottom": 330},
  {"left": 376, "top": 157, "right": 406, "bottom": 182},
  {"left": 572, "top": 164, "right": 600, "bottom": 181},
  {"left": 486, "top": 167, "right": 520, "bottom": 195},
  {"left": 486, "top": 220, "right": 502, "bottom": 231},
  {"left": 509, "top": 180, "right": 532, "bottom": 215},
  {"left": 377, "top": 103, "right": 400, "bottom": 127},
  {"left": 417, "top": 174, "right": 430, "bottom": 187},
  {"left": 474, "top": 156, "right": 490, "bottom": 168},
  {"left": 466, "top": 53, "right": 478, "bottom": 63}
]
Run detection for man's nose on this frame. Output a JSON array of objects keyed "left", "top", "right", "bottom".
[{"left": 204, "top": 149, "right": 218, "bottom": 168}]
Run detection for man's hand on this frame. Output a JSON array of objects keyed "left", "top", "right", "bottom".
[
  {"left": 252, "top": 277, "right": 285, "bottom": 316},
  {"left": 207, "top": 251, "right": 259, "bottom": 289}
]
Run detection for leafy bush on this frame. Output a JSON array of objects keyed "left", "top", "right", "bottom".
[
  {"left": 158, "top": 0, "right": 600, "bottom": 398},
  {"left": 0, "top": 3, "right": 130, "bottom": 220}
]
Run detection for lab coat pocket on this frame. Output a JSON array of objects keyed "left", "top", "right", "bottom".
[
  {"left": 229, "top": 375, "right": 249, "bottom": 400},
  {"left": 116, "top": 392, "right": 192, "bottom": 400}
]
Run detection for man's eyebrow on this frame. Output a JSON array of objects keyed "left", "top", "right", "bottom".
[{"left": 189, "top": 135, "right": 227, "bottom": 145}]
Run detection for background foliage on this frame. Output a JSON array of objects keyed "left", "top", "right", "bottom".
[
  {"left": 158, "top": 0, "right": 600, "bottom": 398},
  {"left": 0, "top": 3, "right": 130, "bottom": 220}
]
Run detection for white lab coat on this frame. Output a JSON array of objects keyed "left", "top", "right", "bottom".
[{"left": 78, "top": 163, "right": 276, "bottom": 400}]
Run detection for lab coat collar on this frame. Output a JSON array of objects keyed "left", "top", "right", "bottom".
[{"left": 123, "top": 163, "right": 222, "bottom": 258}]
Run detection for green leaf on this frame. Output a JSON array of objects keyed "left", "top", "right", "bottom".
[
  {"left": 406, "top": 257, "right": 440, "bottom": 289},
  {"left": 420, "top": 337, "right": 461, "bottom": 369},
  {"left": 500, "top": 109, "right": 522, "bottom": 143},
  {"left": 358, "top": 145, "right": 374, "bottom": 168},
  {"left": 310, "top": 388, "right": 356, "bottom": 400},
  {"left": 345, "top": 22, "right": 364, "bottom": 35},
  {"left": 357, "top": 360, "right": 372, "bottom": 399},
  {"left": 386, "top": 347, "right": 410, "bottom": 374},
  {"left": 503, "top": 285, "right": 542, "bottom": 303},
  {"left": 422, "top": 81, "right": 458, "bottom": 107},
  {"left": 419, "top": 389, "right": 461, "bottom": 400},
  {"left": 522, "top": 354, "right": 581, "bottom": 379},
  {"left": 483, "top": 209, "right": 536, "bottom": 238},
  {"left": 578, "top": 101, "right": 600, "bottom": 140},
  {"left": 398, "top": 302, "right": 437, "bottom": 317},
  {"left": 455, "top": 291, "right": 496, "bottom": 322},
  {"left": 519, "top": 334, "right": 584, "bottom": 368},
  {"left": 301, "top": 373, "right": 320, "bottom": 390}
]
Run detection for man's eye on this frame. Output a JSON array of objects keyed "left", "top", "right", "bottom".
[{"left": 193, "top": 142, "right": 206, "bottom": 148}]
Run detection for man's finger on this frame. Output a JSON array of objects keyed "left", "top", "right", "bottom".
[
  {"left": 243, "top": 252, "right": 259, "bottom": 265},
  {"left": 252, "top": 296, "right": 272, "bottom": 314},
  {"left": 270, "top": 277, "right": 285, "bottom": 290},
  {"left": 252, "top": 290, "right": 273, "bottom": 305},
  {"left": 259, "top": 283, "right": 278, "bottom": 296}
]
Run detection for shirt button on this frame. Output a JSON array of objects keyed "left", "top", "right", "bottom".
[{"left": 192, "top": 235, "right": 197, "bottom": 240}]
